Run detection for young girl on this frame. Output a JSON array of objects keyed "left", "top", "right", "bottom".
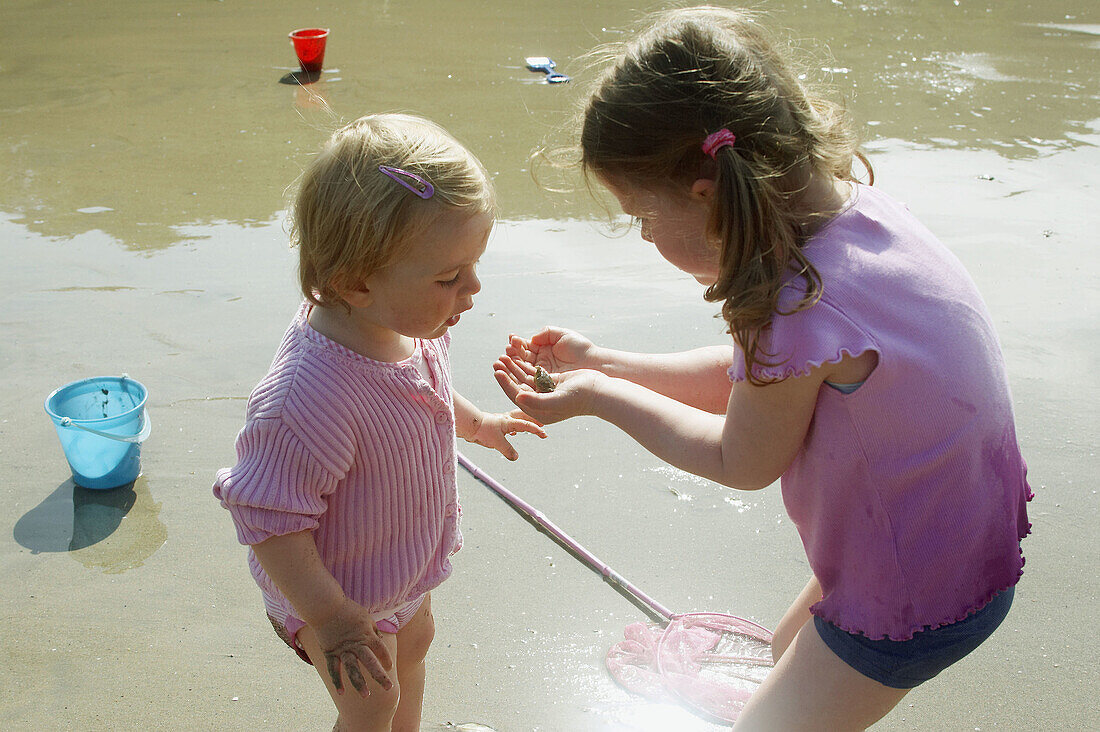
[
  {"left": 214, "top": 113, "right": 544, "bottom": 732},
  {"left": 495, "top": 7, "right": 1031, "bottom": 730}
]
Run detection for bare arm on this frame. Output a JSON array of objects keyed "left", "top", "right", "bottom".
[
  {"left": 451, "top": 390, "right": 485, "bottom": 441},
  {"left": 250, "top": 530, "right": 393, "bottom": 693},
  {"left": 590, "top": 345, "right": 735, "bottom": 414},
  {"left": 452, "top": 388, "right": 546, "bottom": 460},
  {"left": 597, "top": 369, "right": 821, "bottom": 489},
  {"left": 507, "top": 328, "right": 734, "bottom": 413},
  {"left": 494, "top": 355, "right": 824, "bottom": 490}
]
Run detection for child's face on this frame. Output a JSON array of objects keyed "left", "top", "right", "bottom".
[
  {"left": 359, "top": 209, "right": 493, "bottom": 340},
  {"left": 601, "top": 176, "right": 719, "bottom": 285}
]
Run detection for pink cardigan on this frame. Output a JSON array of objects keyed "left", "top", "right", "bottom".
[
  {"left": 213, "top": 304, "right": 462, "bottom": 626},
  {"left": 731, "top": 185, "right": 1031, "bottom": 640}
]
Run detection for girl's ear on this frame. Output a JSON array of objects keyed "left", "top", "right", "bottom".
[
  {"left": 690, "top": 177, "right": 716, "bottom": 201},
  {"left": 342, "top": 289, "right": 373, "bottom": 308},
  {"left": 332, "top": 273, "right": 374, "bottom": 308}
]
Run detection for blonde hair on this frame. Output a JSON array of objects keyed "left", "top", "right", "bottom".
[
  {"left": 579, "top": 7, "right": 870, "bottom": 383},
  {"left": 292, "top": 113, "right": 495, "bottom": 308}
]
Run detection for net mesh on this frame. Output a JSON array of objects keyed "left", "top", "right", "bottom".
[{"left": 606, "top": 613, "right": 774, "bottom": 724}]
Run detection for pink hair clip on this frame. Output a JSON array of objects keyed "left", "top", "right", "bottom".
[
  {"left": 702, "top": 128, "right": 737, "bottom": 159},
  {"left": 378, "top": 165, "right": 435, "bottom": 199}
]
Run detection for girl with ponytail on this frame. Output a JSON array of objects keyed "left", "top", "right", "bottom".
[{"left": 496, "top": 6, "right": 1032, "bottom": 729}]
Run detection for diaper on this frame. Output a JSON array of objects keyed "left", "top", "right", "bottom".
[{"left": 268, "top": 593, "right": 427, "bottom": 665}]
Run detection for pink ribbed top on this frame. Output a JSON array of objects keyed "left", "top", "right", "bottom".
[
  {"left": 730, "top": 184, "right": 1032, "bottom": 640},
  {"left": 213, "top": 303, "right": 462, "bottom": 626}
]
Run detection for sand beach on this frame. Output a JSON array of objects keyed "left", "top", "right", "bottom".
[{"left": 1, "top": 1, "right": 1097, "bottom": 729}]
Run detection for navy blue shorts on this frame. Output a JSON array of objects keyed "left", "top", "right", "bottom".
[{"left": 814, "top": 587, "right": 1014, "bottom": 689}]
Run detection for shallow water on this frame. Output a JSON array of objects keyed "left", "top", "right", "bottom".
[
  {"left": 1, "top": 1, "right": 1097, "bottom": 730},
  {"left": 1, "top": 0, "right": 1096, "bottom": 245}
]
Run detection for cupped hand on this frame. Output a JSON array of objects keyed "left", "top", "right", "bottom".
[
  {"left": 506, "top": 327, "right": 596, "bottom": 374},
  {"left": 313, "top": 597, "right": 394, "bottom": 697},
  {"left": 493, "top": 354, "right": 605, "bottom": 425},
  {"left": 466, "top": 411, "right": 547, "bottom": 461}
]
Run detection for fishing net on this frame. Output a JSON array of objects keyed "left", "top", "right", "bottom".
[
  {"left": 606, "top": 612, "right": 773, "bottom": 724},
  {"left": 458, "top": 453, "right": 774, "bottom": 724}
]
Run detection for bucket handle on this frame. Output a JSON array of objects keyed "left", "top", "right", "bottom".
[{"left": 59, "top": 409, "right": 152, "bottom": 444}]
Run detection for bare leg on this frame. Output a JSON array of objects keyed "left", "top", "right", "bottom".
[
  {"left": 391, "top": 594, "right": 435, "bottom": 732},
  {"left": 298, "top": 622, "right": 401, "bottom": 731},
  {"left": 772, "top": 575, "right": 822, "bottom": 662},
  {"left": 734, "top": 618, "right": 909, "bottom": 731}
]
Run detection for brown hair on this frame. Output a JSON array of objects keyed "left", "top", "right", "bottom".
[
  {"left": 579, "top": 7, "right": 870, "bottom": 382},
  {"left": 291, "top": 113, "right": 495, "bottom": 308}
]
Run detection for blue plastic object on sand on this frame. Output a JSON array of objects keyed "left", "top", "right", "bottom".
[
  {"left": 525, "top": 56, "right": 570, "bottom": 83},
  {"left": 44, "top": 375, "right": 151, "bottom": 490}
]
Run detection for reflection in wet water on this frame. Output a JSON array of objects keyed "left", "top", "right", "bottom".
[
  {"left": 0, "top": 0, "right": 1095, "bottom": 249},
  {"left": 815, "top": 6, "right": 1098, "bottom": 157},
  {"left": 292, "top": 79, "right": 334, "bottom": 112},
  {"left": 12, "top": 479, "right": 167, "bottom": 574},
  {"left": 68, "top": 482, "right": 136, "bottom": 550}
]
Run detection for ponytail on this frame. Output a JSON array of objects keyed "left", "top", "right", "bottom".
[{"left": 704, "top": 143, "right": 822, "bottom": 384}]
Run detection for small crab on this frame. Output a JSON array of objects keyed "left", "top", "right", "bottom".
[{"left": 533, "top": 365, "right": 555, "bottom": 393}]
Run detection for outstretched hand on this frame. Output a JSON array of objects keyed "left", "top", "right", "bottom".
[
  {"left": 313, "top": 597, "right": 394, "bottom": 697},
  {"left": 493, "top": 354, "right": 605, "bottom": 425},
  {"left": 505, "top": 327, "right": 597, "bottom": 375},
  {"left": 465, "top": 410, "right": 547, "bottom": 461}
]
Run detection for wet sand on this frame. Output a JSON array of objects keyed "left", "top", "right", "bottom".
[{"left": 2, "top": 0, "right": 1097, "bottom": 729}]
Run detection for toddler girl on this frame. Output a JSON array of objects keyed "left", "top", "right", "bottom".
[
  {"left": 214, "top": 113, "right": 544, "bottom": 732},
  {"left": 495, "top": 8, "right": 1031, "bottom": 730}
]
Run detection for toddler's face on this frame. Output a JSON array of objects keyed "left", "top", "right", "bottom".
[
  {"left": 601, "top": 176, "right": 718, "bottom": 285},
  {"left": 362, "top": 209, "right": 493, "bottom": 340}
]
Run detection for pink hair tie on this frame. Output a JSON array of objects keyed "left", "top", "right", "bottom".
[{"left": 702, "top": 128, "right": 737, "bottom": 158}]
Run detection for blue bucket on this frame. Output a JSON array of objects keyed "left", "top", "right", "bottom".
[{"left": 44, "top": 375, "right": 151, "bottom": 490}]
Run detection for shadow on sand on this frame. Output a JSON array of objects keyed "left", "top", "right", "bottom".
[
  {"left": 13, "top": 479, "right": 166, "bottom": 572},
  {"left": 278, "top": 69, "right": 322, "bottom": 85}
]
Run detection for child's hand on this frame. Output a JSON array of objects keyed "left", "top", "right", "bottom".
[
  {"left": 313, "top": 597, "right": 394, "bottom": 697},
  {"left": 507, "top": 327, "right": 597, "bottom": 374},
  {"left": 465, "top": 410, "right": 547, "bottom": 461},
  {"left": 494, "top": 354, "right": 606, "bottom": 425}
]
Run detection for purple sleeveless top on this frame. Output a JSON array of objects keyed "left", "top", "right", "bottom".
[{"left": 729, "top": 184, "right": 1032, "bottom": 640}]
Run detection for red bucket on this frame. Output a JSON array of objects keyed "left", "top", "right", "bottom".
[{"left": 288, "top": 28, "right": 329, "bottom": 74}]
